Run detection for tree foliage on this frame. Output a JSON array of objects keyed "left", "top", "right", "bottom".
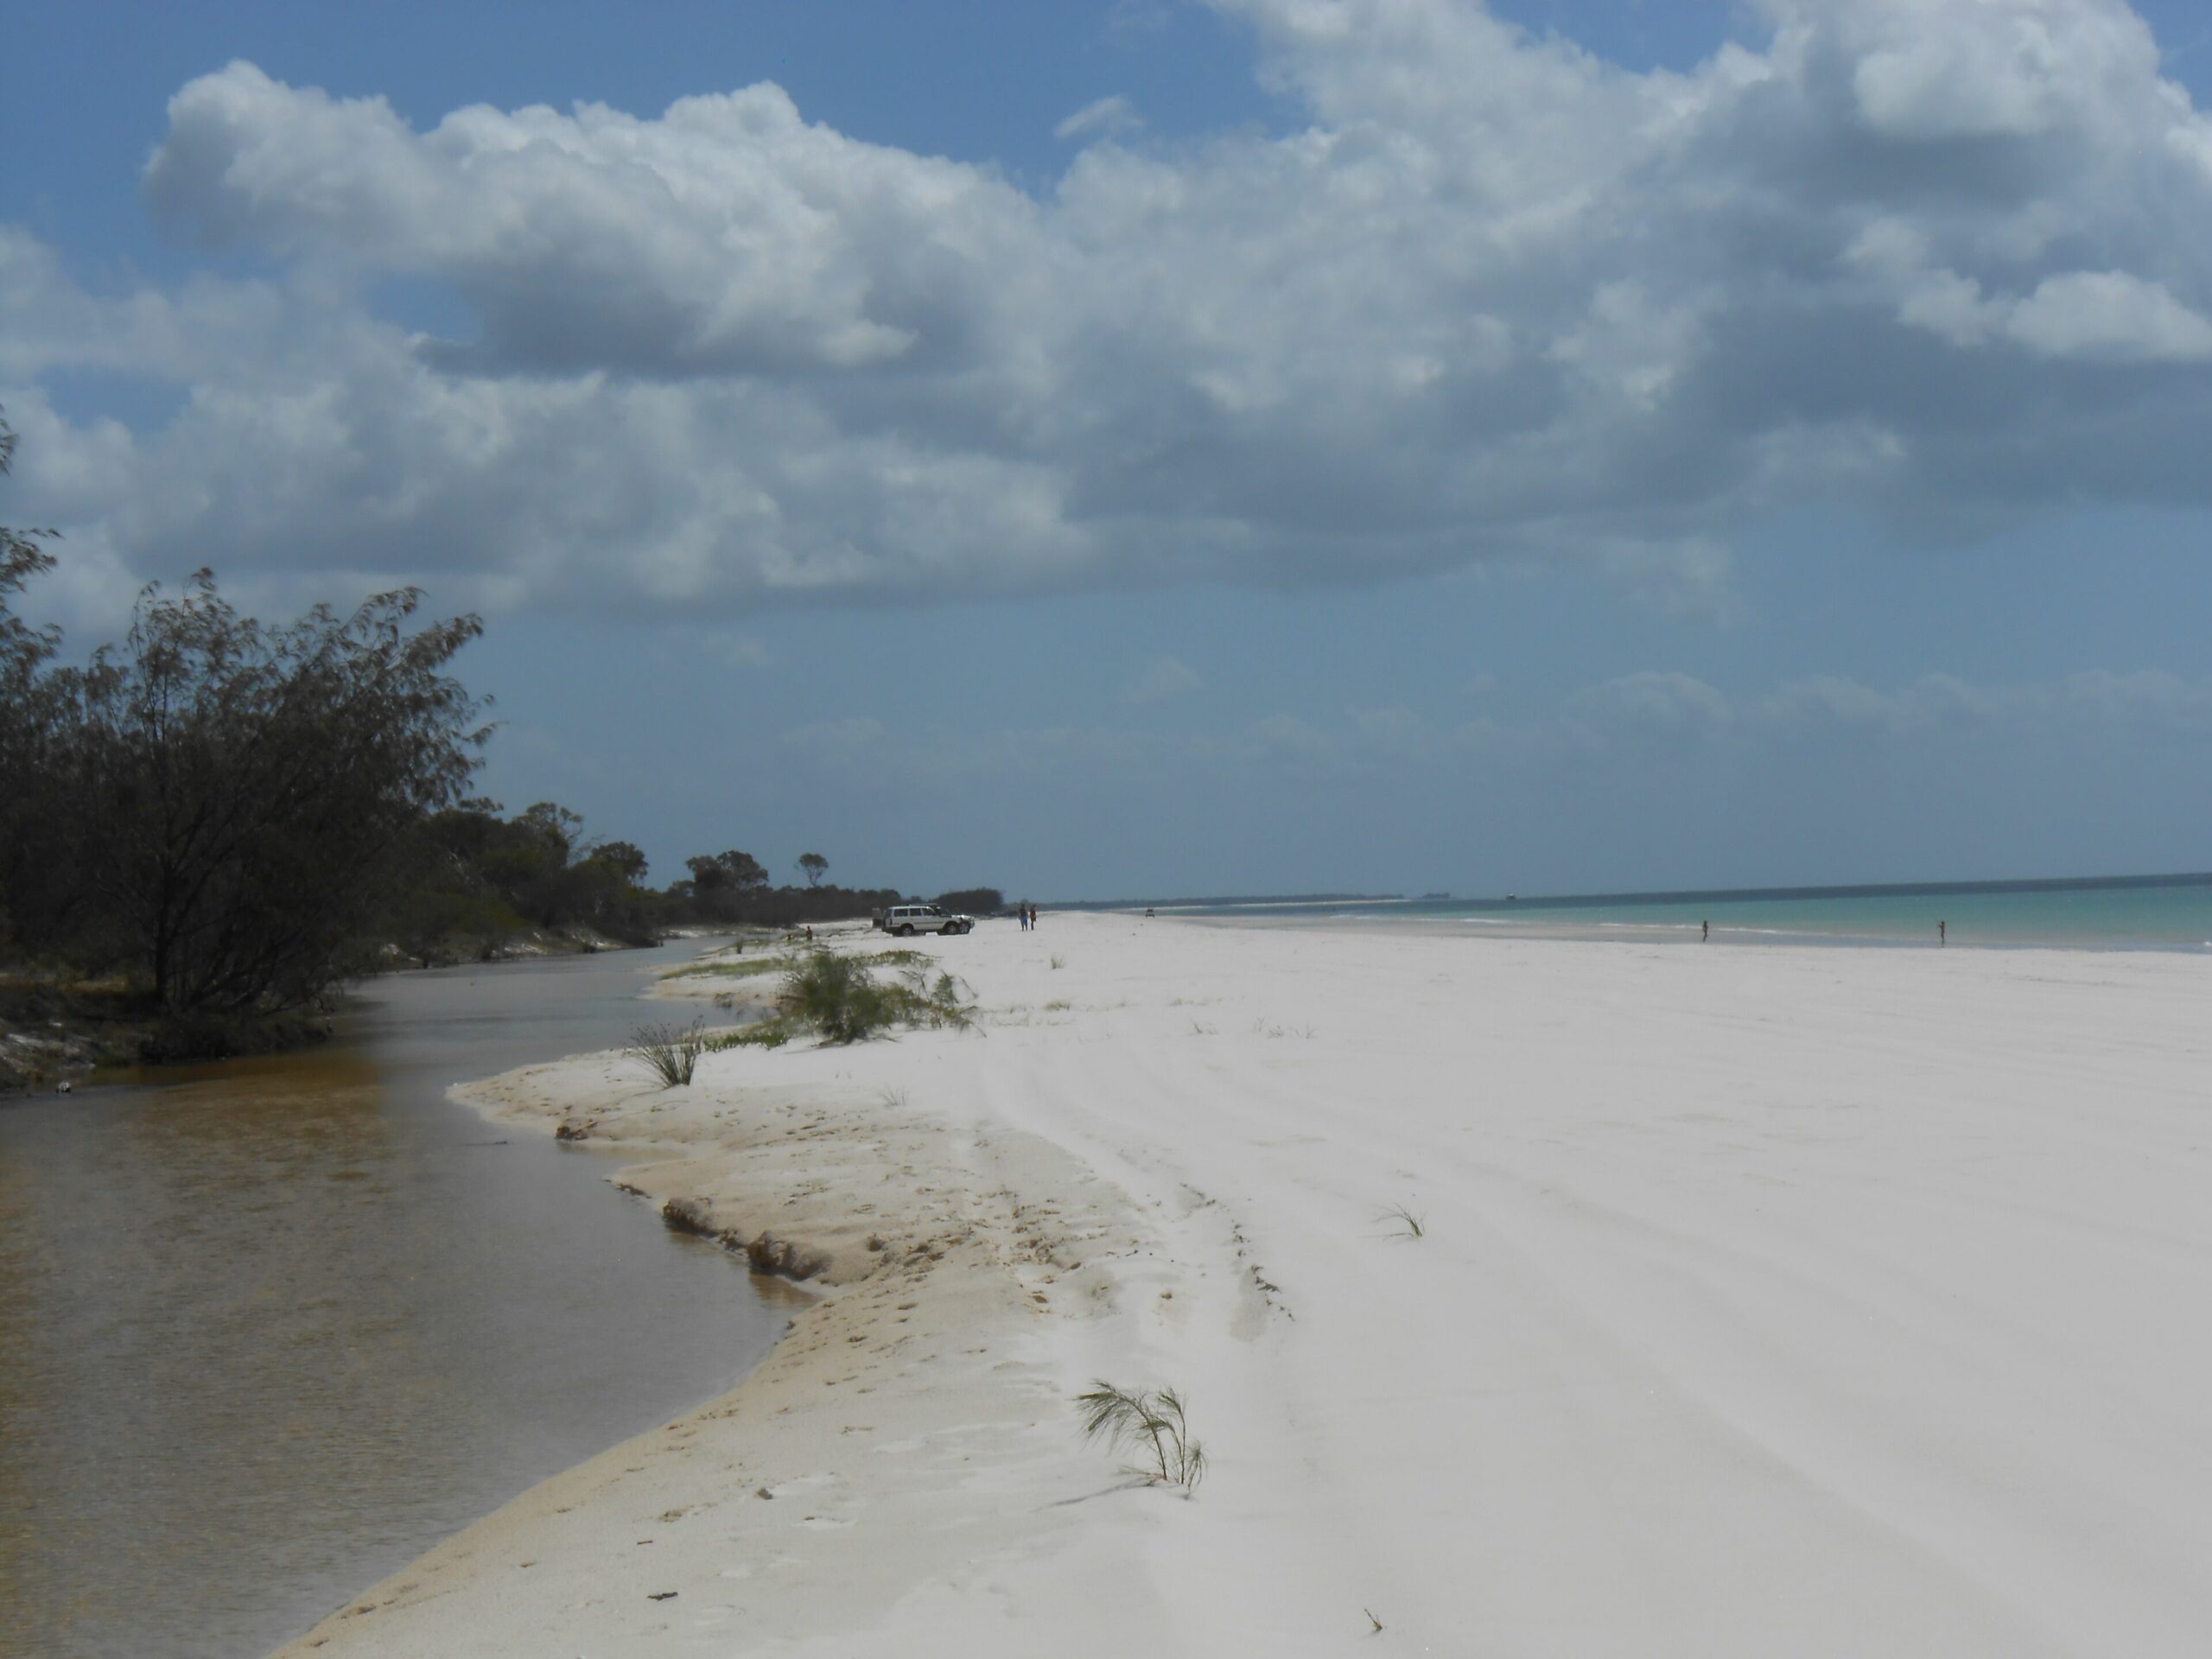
[
  {"left": 937, "top": 887, "right": 1004, "bottom": 915},
  {"left": 382, "top": 800, "right": 661, "bottom": 963},
  {"left": 685, "top": 849, "right": 769, "bottom": 893},
  {"left": 797, "top": 851, "right": 829, "bottom": 887},
  {"left": 0, "top": 409, "right": 62, "bottom": 953},
  {"left": 597, "top": 840, "right": 649, "bottom": 884},
  {"left": 60, "top": 572, "right": 490, "bottom": 1013}
]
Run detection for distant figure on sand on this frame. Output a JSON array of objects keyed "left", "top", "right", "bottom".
[
  {"left": 1701, "top": 919, "right": 1708, "bottom": 942},
  {"left": 1940, "top": 919, "right": 1947, "bottom": 946}
]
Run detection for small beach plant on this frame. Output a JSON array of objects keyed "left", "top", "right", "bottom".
[
  {"left": 855, "top": 947, "right": 931, "bottom": 969},
  {"left": 626, "top": 1018, "right": 705, "bottom": 1086},
  {"left": 659, "top": 955, "right": 791, "bottom": 981},
  {"left": 1077, "top": 1382, "right": 1206, "bottom": 1493},
  {"left": 702, "top": 1016, "right": 791, "bottom": 1052},
  {"left": 1380, "top": 1201, "right": 1426, "bottom": 1239}
]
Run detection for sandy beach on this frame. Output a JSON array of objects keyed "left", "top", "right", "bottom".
[{"left": 276, "top": 914, "right": 2212, "bottom": 1656}]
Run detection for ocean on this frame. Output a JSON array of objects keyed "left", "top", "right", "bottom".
[{"left": 1167, "top": 874, "right": 2212, "bottom": 951}]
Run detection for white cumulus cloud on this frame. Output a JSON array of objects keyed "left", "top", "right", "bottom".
[{"left": 3, "top": 0, "right": 2212, "bottom": 621}]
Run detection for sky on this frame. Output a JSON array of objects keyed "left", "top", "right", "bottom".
[{"left": 5, "top": 0, "right": 2212, "bottom": 900}]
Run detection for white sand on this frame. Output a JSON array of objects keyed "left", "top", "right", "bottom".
[{"left": 276, "top": 916, "right": 2212, "bottom": 1656}]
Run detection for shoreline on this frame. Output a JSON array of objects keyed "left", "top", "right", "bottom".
[
  {"left": 1185, "top": 911, "right": 2212, "bottom": 952},
  {"left": 276, "top": 916, "right": 2212, "bottom": 1655},
  {"left": 273, "top": 924, "right": 1198, "bottom": 1656}
]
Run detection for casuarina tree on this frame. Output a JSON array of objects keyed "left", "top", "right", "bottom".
[
  {"left": 65, "top": 571, "right": 490, "bottom": 1014},
  {"left": 0, "top": 409, "right": 68, "bottom": 952}
]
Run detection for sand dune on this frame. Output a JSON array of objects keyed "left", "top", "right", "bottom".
[{"left": 276, "top": 915, "right": 2212, "bottom": 1656}]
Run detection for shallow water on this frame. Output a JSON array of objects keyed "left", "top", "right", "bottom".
[
  {"left": 0, "top": 943, "right": 787, "bottom": 1659},
  {"left": 1177, "top": 876, "right": 2212, "bottom": 950}
]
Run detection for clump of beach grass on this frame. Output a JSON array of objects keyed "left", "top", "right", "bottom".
[
  {"left": 779, "top": 950, "right": 976, "bottom": 1044},
  {"left": 702, "top": 1016, "right": 793, "bottom": 1052},
  {"left": 626, "top": 1018, "right": 706, "bottom": 1087},
  {"left": 1077, "top": 1382, "right": 1206, "bottom": 1493},
  {"left": 660, "top": 955, "right": 792, "bottom": 982},
  {"left": 1049, "top": 954, "right": 1066, "bottom": 970},
  {"left": 1380, "top": 1200, "right": 1427, "bottom": 1239},
  {"left": 855, "top": 947, "right": 931, "bottom": 969}
]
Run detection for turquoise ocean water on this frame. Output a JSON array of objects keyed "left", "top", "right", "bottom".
[{"left": 1169, "top": 875, "right": 2212, "bottom": 951}]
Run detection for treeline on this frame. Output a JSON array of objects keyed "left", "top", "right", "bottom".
[
  {"left": 664, "top": 848, "right": 902, "bottom": 931},
  {"left": 0, "top": 410, "right": 990, "bottom": 1058},
  {"left": 382, "top": 800, "right": 659, "bottom": 964},
  {"left": 379, "top": 808, "right": 914, "bottom": 962}
]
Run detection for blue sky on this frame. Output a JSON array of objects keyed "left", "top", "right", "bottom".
[{"left": 6, "top": 0, "right": 2212, "bottom": 899}]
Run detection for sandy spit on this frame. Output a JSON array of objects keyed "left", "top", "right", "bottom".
[{"left": 276, "top": 914, "right": 2212, "bottom": 1656}]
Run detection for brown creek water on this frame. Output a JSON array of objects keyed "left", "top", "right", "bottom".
[{"left": 0, "top": 942, "right": 790, "bottom": 1659}]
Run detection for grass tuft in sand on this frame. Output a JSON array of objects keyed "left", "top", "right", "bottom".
[
  {"left": 1379, "top": 1200, "right": 1427, "bottom": 1239},
  {"left": 626, "top": 1018, "right": 705, "bottom": 1086},
  {"left": 1077, "top": 1382, "right": 1207, "bottom": 1494}
]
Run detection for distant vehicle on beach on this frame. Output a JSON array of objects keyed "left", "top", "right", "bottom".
[{"left": 874, "top": 904, "right": 974, "bottom": 937}]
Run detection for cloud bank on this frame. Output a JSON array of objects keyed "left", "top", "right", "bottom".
[{"left": 6, "top": 0, "right": 2212, "bottom": 618}]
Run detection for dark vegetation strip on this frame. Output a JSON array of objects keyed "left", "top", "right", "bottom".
[{"left": 0, "top": 408, "right": 1001, "bottom": 1090}]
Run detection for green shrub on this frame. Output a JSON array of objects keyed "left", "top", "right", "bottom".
[{"left": 779, "top": 950, "right": 975, "bottom": 1044}]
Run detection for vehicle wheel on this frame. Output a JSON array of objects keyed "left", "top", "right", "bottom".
[{"left": 898, "top": 925, "right": 915, "bottom": 937}]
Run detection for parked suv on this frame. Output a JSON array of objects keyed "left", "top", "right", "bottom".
[{"left": 879, "top": 903, "right": 974, "bottom": 937}]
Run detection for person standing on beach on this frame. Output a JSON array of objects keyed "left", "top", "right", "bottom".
[
  {"left": 1940, "top": 919, "right": 1947, "bottom": 946},
  {"left": 1701, "top": 919, "right": 1708, "bottom": 942}
]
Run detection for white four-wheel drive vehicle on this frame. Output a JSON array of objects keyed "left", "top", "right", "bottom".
[{"left": 880, "top": 903, "right": 974, "bottom": 936}]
